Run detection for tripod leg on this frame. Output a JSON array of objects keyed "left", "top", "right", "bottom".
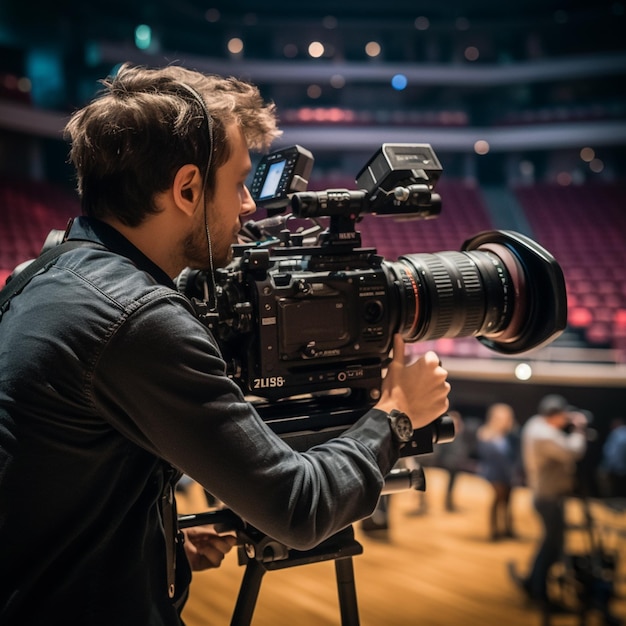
[
  {"left": 335, "top": 557, "right": 360, "bottom": 626},
  {"left": 231, "top": 558, "right": 267, "bottom": 626}
]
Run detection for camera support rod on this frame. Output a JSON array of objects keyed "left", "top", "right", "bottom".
[{"left": 177, "top": 467, "right": 425, "bottom": 529}]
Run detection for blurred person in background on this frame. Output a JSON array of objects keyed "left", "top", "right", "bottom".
[
  {"left": 510, "top": 394, "right": 587, "bottom": 613},
  {"left": 436, "top": 410, "right": 473, "bottom": 512},
  {"left": 600, "top": 417, "right": 626, "bottom": 499},
  {"left": 476, "top": 403, "right": 520, "bottom": 540}
]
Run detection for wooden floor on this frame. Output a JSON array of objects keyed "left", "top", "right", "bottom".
[{"left": 176, "top": 468, "right": 626, "bottom": 626}]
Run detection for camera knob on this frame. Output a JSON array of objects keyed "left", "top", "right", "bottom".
[
  {"left": 295, "top": 279, "right": 312, "bottom": 294},
  {"left": 302, "top": 341, "right": 318, "bottom": 358}
]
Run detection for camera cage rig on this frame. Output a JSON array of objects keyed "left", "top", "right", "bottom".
[{"left": 180, "top": 142, "right": 566, "bottom": 458}]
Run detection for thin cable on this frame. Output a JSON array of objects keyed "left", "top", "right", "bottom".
[{"left": 176, "top": 82, "right": 219, "bottom": 312}]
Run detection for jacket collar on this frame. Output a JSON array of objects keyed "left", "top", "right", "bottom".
[{"left": 66, "top": 216, "right": 175, "bottom": 288}]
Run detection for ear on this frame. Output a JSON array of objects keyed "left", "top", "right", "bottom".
[{"left": 172, "top": 164, "right": 203, "bottom": 217}]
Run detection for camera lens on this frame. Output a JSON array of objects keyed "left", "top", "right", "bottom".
[{"left": 386, "top": 244, "right": 527, "bottom": 344}]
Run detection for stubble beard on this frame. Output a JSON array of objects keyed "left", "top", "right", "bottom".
[{"left": 182, "top": 215, "right": 233, "bottom": 270}]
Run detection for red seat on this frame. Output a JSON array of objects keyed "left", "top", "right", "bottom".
[{"left": 568, "top": 307, "right": 593, "bottom": 328}]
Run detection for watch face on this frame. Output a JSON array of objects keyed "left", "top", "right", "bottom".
[
  {"left": 397, "top": 416, "right": 413, "bottom": 441},
  {"left": 390, "top": 411, "right": 413, "bottom": 442}
]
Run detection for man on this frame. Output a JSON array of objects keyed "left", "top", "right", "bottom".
[
  {"left": 0, "top": 64, "right": 450, "bottom": 625},
  {"left": 514, "top": 394, "right": 587, "bottom": 611}
]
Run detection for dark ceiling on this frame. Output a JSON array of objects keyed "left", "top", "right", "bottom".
[
  {"left": 1, "top": 0, "right": 619, "bottom": 31},
  {"left": 1, "top": 0, "right": 622, "bottom": 70}
]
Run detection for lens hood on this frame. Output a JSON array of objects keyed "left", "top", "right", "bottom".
[{"left": 463, "top": 230, "right": 567, "bottom": 354}]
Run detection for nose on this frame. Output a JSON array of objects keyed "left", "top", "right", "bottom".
[{"left": 241, "top": 185, "right": 256, "bottom": 217}]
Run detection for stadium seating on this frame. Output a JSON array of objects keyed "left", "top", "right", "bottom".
[
  {"left": 1, "top": 177, "right": 624, "bottom": 360},
  {"left": 0, "top": 177, "right": 79, "bottom": 282},
  {"left": 514, "top": 182, "right": 626, "bottom": 357}
]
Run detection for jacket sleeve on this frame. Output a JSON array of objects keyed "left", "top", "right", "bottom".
[{"left": 91, "top": 292, "right": 399, "bottom": 550}]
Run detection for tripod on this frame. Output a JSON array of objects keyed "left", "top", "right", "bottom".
[{"left": 178, "top": 467, "right": 425, "bottom": 626}]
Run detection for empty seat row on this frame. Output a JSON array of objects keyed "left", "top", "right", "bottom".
[{"left": 2, "top": 177, "right": 625, "bottom": 360}]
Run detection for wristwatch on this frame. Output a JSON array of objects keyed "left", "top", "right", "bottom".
[{"left": 388, "top": 409, "right": 414, "bottom": 444}]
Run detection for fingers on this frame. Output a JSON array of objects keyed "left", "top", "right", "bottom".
[
  {"left": 421, "top": 349, "right": 442, "bottom": 367},
  {"left": 392, "top": 337, "right": 440, "bottom": 369},
  {"left": 392, "top": 334, "right": 406, "bottom": 364},
  {"left": 417, "top": 351, "right": 451, "bottom": 418},
  {"left": 183, "top": 527, "right": 237, "bottom": 570},
  {"left": 376, "top": 343, "right": 450, "bottom": 429},
  {"left": 197, "top": 534, "right": 236, "bottom": 567},
  {"left": 194, "top": 536, "right": 235, "bottom": 569}
]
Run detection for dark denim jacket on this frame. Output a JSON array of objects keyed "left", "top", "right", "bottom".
[{"left": 0, "top": 217, "right": 397, "bottom": 625}]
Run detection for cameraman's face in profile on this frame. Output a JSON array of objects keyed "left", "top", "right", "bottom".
[{"left": 186, "top": 123, "right": 256, "bottom": 269}]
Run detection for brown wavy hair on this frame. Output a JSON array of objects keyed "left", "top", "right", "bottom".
[{"left": 64, "top": 63, "right": 281, "bottom": 226}]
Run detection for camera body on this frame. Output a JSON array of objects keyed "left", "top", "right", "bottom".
[{"left": 210, "top": 244, "right": 400, "bottom": 401}]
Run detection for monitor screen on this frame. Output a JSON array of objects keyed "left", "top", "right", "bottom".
[{"left": 259, "top": 160, "right": 286, "bottom": 199}]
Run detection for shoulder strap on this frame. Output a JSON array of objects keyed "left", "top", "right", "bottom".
[{"left": 0, "top": 240, "right": 104, "bottom": 314}]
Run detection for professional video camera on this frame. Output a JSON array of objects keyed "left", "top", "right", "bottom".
[{"left": 178, "top": 143, "right": 567, "bottom": 456}]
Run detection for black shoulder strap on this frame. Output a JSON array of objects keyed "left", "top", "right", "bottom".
[{"left": 0, "top": 240, "right": 104, "bottom": 314}]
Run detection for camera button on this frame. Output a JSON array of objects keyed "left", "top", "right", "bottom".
[{"left": 273, "top": 273, "right": 291, "bottom": 287}]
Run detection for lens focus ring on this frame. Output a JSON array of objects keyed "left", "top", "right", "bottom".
[{"left": 389, "top": 249, "right": 511, "bottom": 343}]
